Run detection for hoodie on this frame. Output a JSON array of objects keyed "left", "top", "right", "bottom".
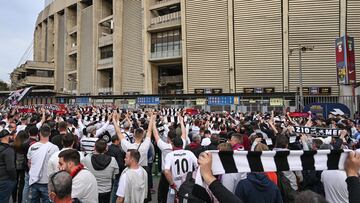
[
  {"left": 235, "top": 173, "right": 283, "bottom": 203},
  {"left": 83, "top": 154, "right": 119, "bottom": 193},
  {"left": 91, "top": 154, "right": 111, "bottom": 170}
]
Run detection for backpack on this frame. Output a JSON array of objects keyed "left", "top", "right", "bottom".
[
  {"left": 178, "top": 173, "right": 208, "bottom": 203},
  {"left": 15, "top": 152, "right": 27, "bottom": 170},
  {"left": 277, "top": 172, "right": 299, "bottom": 203}
]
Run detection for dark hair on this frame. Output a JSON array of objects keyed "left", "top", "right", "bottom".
[
  {"left": 275, "top": 135, "right": 289, "bottom": 149},
  {"left": 13, "top": 130, "right": 29, "bottom": 152},
  {"left": 40, "top": 124, "right": 51, "bottom": 137},
  {"left": 127, "top": 149, "right": 140, "bottom": 163},
  {"left": 312, "top": 139, "right": 323, "bottom": 149},
  {"left": 28, "top": 126, "right": 39, "bottom": 137},
  {"left": 48, "top": 121, "right": 56, "bottom": 129},
  {"left": 295, "top": 190, "right": 327, "bottom": 203},
  {"left": 58, "top": 149, "right": 80, "bottom": 165},
  {"left": 62, "top": 133, "right": 75, "bottom": 148},
  {"left": 134, "top": 128, "right": 144, "bottom": 139},
  {"left": 172, "top": 136, "right": 183, "bottom": 148},
  {"left": 231, "top": 133, "right": 243, "bottom": 144},
  {"left": 111, "top": 135, "right": 119, "bottom": 143},
  {"left": 167, "top": 130, "right": 177, "bottom": 142},
  {"left": 95, "top": 139, "right": 107, "bottom": 153},
  {"left": 58, "top": 121, "right": 67, "bottom": 131},
  {"left": 49, "top": 170, "right": 72, "bottom": 199}
]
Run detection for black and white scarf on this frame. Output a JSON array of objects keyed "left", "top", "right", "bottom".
[{"left": 195, "top": 149, "right": 351, "bottom": 188}]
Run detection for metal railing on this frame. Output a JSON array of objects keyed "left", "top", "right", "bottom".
[
  {"left": 154, "top": 0, "right": 179, "bottom": 5},
  {"left": 98, "top": 87, "right": 113, "bottom": 93},
  {"left": 150, "top": 11, "right": 181, "bottom": 25},
  {"left": 159, "top": 75, "right": 183, "bottom": 83}
]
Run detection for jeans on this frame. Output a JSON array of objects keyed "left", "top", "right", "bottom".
[
  {"left": 99, "top": 191, "right": 111, "bottom": 203},
  {"left": 0, "top": 179, "right": 17, "bottom": 203},
  {"left": 158, "top": 172, "right": 169, "bottom": 203},
  {"left": 111, "top": 178, "right": 119, "bottom": 203},
  {"left": 22, "top": 172, "right": 30, "bottom": 203},
  {"left": 13, "top": 170, "right": 25, "bottom": 203},
  {"left": 148, "top": 163, "right": 153, "bottom": 189},
  {"left": 30, "top": 183, "right": 50, "bottom": 203}
]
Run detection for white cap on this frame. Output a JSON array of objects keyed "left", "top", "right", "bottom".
[{"left": 201, "top": 137, "right": 211, "bottom": 146}]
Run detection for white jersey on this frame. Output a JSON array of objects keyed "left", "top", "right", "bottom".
[{"left": 164, "top": 149, "right": 198, "bottom": 188}]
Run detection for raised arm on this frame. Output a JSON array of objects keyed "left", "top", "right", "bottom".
[
  {"left": 152, "top": 115, "right": 160, "bottom": 142},
  {"left": 95, "top": 114, "right": 111, "bottom": 137},
  {"left": 268, "top": 111, "right": 279, "bottom": 135},
  {"left": 113, "top": 113, "right": 125, "bottom": 141},
  {"left": 305, "top": 111, "right": 313, "bottom": 127},
  {"left": 146, "top": 110, "right": 154, "bottom": 138},
  {"left": 179, "top": 115, "right": 186, "bottom": 141},
  {"left": 36, "top": 107, "right": 46, "bottom": 129}
]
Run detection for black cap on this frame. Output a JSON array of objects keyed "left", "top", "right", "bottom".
[{"left": 0, "top": 130, "right": 10, "bottom": 139}]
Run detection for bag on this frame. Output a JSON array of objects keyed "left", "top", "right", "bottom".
[
  {"left": 15, "top": 152, "right": 26, "bottom": 170},
  {"left": 178, "top": 173, "right": 207, "bottom": 203},
  {"left": 277, "top": 172, "right": 299, "bottom": 203}
]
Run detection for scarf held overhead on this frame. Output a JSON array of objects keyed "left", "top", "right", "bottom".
[{"left": 195, "top": 149, "right": 352, "bottom": 188}]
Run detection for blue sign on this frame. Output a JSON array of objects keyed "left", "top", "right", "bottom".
[
  {"left": 304, "top": 103, "right": 351, "bottom": 118},
  {"left": 207, "top": 96, "right": 234, "bottom": 105},
  {"left": 76, "top": 97, "right": 90, "bottom": 105},
  {"left": 59, "top": 98, "right": 65, "bottom": 104},
  {"left": 137, "top": 97, "right": 160, "bottom": 105}
]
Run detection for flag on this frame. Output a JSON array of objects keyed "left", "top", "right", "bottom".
[{"left": 6, "top": 87, "right": 33, "bottom": 106}]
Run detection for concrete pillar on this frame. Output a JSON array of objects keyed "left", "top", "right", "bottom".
[
  {"left": 180, "top": 0, "right": 188, "bottom": 94},
  {"left": 41, "top": 22, "right": 47, "bottom": 61},
  {"left": 53, "top": 14, "right": 59, "bottom": 91},
  {"left": 113, "top": 0, "right": 123, "bottom": 95},
  {"left": 283, "top": 0, "right": 290, "bottom": 92},
  {"left": 228, "top": 0, "right": 235, "bottom": 93},
  {"left": 47, "top": 17, "right": 55, "bottom": 62},
  {"left": 143, "top": 0, "right": 152, "bottom": 94},
  {"left": 93, "top": 0, "right": 101, "bottom": 95}
]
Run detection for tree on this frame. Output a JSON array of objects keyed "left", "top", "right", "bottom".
[{"left": 0, "top": 80, "right": 9, "bottom": 91}]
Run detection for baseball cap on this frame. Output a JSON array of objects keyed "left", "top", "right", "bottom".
[{"left": 0, "top": 129, "right": 11, "bottom": 139}]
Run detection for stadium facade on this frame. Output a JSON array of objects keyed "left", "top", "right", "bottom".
[{"left": 10, "top": 0, "right": 360, "bottom": 97}]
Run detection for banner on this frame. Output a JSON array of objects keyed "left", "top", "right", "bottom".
[
  {"left": 6, "top": 87, "right": 32, "bottom": 106},
  {"left": 294, "top": 126, "right": 342, "bottom": 137},
  {"left": 347, "top": 36, "right": 356, "bottom": 84},
  {"left": 336, "top": 36, "right": 356, "bottom": 85},
  {"left": 270, "top": 98, "right": 283, "bottom": 106}
]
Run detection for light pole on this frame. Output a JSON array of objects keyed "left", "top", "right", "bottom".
[{"left": 289, "top": 44, "right": 314, "bottom": 110}]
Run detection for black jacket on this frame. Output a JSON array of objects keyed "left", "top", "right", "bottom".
[
  {"left": 0, "top": 143, "right": 16, "bottom": 181},
  {"left": 346, "top": 176, "right": 360, "bottom": 203},
  {"left": 106, "top": 144, "right": 125, "bottom": 179},
  {"left": 209, "top": 180, "right": 243, "bottom": 203}
]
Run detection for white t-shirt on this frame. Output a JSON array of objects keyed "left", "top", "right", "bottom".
[
  {"left": 47, "top": 148, "right": 84, "bottom": 177},
  {"left": 321, "top": 170, "right": 349, "bottom": 203},
  {"left": 27, "top": 142, "right": 59, "bottom": 184},
  {"left": 72, "top": 169, "right": 98, "bottom": 203},
  {"left": 164, "top": 149, "right": 198, "bottom": 189},
  {"left": 17, "top": 124, "right": 27, "bottom": 132},
  {"left": 121, "top": 137, "right": 151, "bottom": 166},
  {"left": 116, "top": 167, "right": 144, "bottom": 197}
]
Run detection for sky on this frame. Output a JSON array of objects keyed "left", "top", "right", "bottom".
[{"left": 0, "top": 1, "right": 43, "bottom": 83}]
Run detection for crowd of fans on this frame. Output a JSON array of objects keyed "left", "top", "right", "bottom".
[{"left": 0, "top": 105, "right": 360, "bottom": 203}]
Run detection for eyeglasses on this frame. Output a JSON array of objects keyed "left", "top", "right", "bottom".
[{"left": 50, "top": 170, "right": 66, "bottom": 195}]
